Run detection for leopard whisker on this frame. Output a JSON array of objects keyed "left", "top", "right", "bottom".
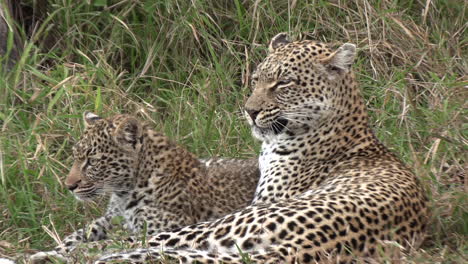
[
  {"left": 280, "top": 116, "right": 309, "bottom": 125},
  {"left": 281, "top": 113, "right": 311, "bottom": 118}
]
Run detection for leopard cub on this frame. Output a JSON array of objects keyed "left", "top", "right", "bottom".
[{"left": 30, "top": 112, "right": 258, "bottom": 262}]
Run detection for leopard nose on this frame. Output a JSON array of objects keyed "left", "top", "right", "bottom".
[
  {"left": 246, "top": 109, "right": 260, "bottom": 121},
  {"left": 66, "top": 180, "right": 81, "bottom": 191}
]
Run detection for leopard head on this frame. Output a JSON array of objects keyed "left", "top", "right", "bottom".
[
  {"left": 66, "top": 112, "right": 143, "bottom": 200},
  {"left": 245, "top": 33, "right": 358, "bottom": 142}
]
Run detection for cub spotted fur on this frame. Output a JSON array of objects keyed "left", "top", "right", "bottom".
[{"left": 30, "top": 112, "right": 259, "bottom": 262}]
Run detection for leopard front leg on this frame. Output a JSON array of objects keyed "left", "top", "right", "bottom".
[
  {"left": 30, "top": 215, "right": 114, "bottom": 263},
  {"left": 57, "top": 215, "right": 113, "bottom": 253}
]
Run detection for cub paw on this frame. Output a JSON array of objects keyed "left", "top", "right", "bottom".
[{"left": 29, "top": 251, "right": 67, "bottom": 264}]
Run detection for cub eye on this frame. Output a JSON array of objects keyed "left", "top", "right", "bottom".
[
  {"left": 88, "top": 158, "right": 98, "bottom": 166},
  {"left": 251, "top": 76, "right": 259, "bottom": 86},
  {"left": 83, "top": 158, "right": 98, "bottom": 171}
]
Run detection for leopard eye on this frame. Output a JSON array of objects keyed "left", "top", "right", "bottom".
[
  {"left": 88, "top": 158, "right": 98, "bottom": 166},
  {"left": 250, "top": 76, "right": 259, "bottom": 87},
  {"left": 82, "top": 157, "right": 98, "bottom": 171},
  {"left": 271, "top": 79, "right": 295, "bottom": 91},
  {"left": 276, "top": 79, "right": 294, "bottom": 86}
]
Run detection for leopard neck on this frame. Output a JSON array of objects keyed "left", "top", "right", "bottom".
[
  {"left": 135, "top": 129, "right": 204, "bottom": 184},
  {"left": 133, "top": 128, "right": 221, "bottom": 220}
]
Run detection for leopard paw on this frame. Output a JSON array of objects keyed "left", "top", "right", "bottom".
[{"left": 29, "top": 251, "right": 67, "bottom": 264}]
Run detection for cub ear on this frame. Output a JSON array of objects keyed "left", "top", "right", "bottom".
[
  {"left": 112, "top": 117, "right": 142, "bottom": 152},
  {"left": 321, "top": 43, "right": 356, "bottom": 74},
  {"left": 269, "top": 33, "right": 291, "bottom": 53},
  {"left": 83, "top": 112, "right": 102, "bottom": 127}
]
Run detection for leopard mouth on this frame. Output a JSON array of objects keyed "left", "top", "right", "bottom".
[
  {"left": 73, "top": 186, "right": 101, "bottom": 201},
  {"left": 254, "top": 118, "right": 288, "bottom": 135},
  {"left": 74, "top": 192, "right": 97, "bottom": 201}
]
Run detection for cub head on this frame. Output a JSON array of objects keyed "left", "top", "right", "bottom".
[
  {"left": 66, "top": 112, "right": 143, "bottom": 200},
  {"left": 245, "top": 33, "right": 357, "bottom": 141}
]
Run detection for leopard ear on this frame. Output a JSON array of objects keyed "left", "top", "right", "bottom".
[
  {"left": 83, "top": 112, "right": 102, "bottom": 127},
  {"left": 269, "top": 33, "right": 291, "bottom": 53},
  {"left": 321, "top": 43, "right": 356, "bottom": 74},
  {"left": 113, "top": 116, "right": 142, "bottom": 152}
]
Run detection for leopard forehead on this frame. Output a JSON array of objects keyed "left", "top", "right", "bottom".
[
  {"left": 74, "top": 114, "right": 133, "bottom": 151},
  {"left": 74, "top": 119, "right": 114, "bottom": 158},
  {"left": 253, "top": 40, "right": 333, "bottom": 82}
]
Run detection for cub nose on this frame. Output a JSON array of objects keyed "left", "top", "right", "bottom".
[
  {"left": 66, "top": 180, "right": 81, "bottom": 191},
  {"left": 245, "top": 109, "right": 260, "bottom": 122}
]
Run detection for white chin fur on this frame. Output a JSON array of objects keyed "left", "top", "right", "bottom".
[
  {"left": 251, "top": 126, "right": 278, "bottom": 143},
  {"left": 251, "top": 127, "right": 264, "bottom": 141},
  {"left": 73, "top": 194, "right": 86, "bottom": 201},
  {"left": 73, "top": 192, "right": 98, "bottom": 202}
]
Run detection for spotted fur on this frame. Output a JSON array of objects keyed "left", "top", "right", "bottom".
[
  {"left": 93, "top": 34, "right": 429, "bottom": 263},
  {"left": 29, "top": 113, "right": 259, "bottom": 263}
]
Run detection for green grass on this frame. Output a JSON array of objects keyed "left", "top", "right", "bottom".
[{"left": 0, "top": 0, "right": 466, "bottom": 262}]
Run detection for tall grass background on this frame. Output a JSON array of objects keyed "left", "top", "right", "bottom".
[{"left": 0, "top": 0, "right": 466, "bottom": 262}]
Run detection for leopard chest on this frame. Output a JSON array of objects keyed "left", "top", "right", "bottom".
[
  {"left": 254, "top": 141, "right": 306, "bottom": 204},
  {"left": 107, "top": 192, "right": 149, "bottom": 234}
]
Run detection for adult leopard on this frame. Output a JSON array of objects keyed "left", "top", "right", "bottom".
[
  {"left": 86, "top": 33, "right": 429, "bottom": 263},
  {"left": 29, "top": 113, "right": 259, "bottom": 263}
]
